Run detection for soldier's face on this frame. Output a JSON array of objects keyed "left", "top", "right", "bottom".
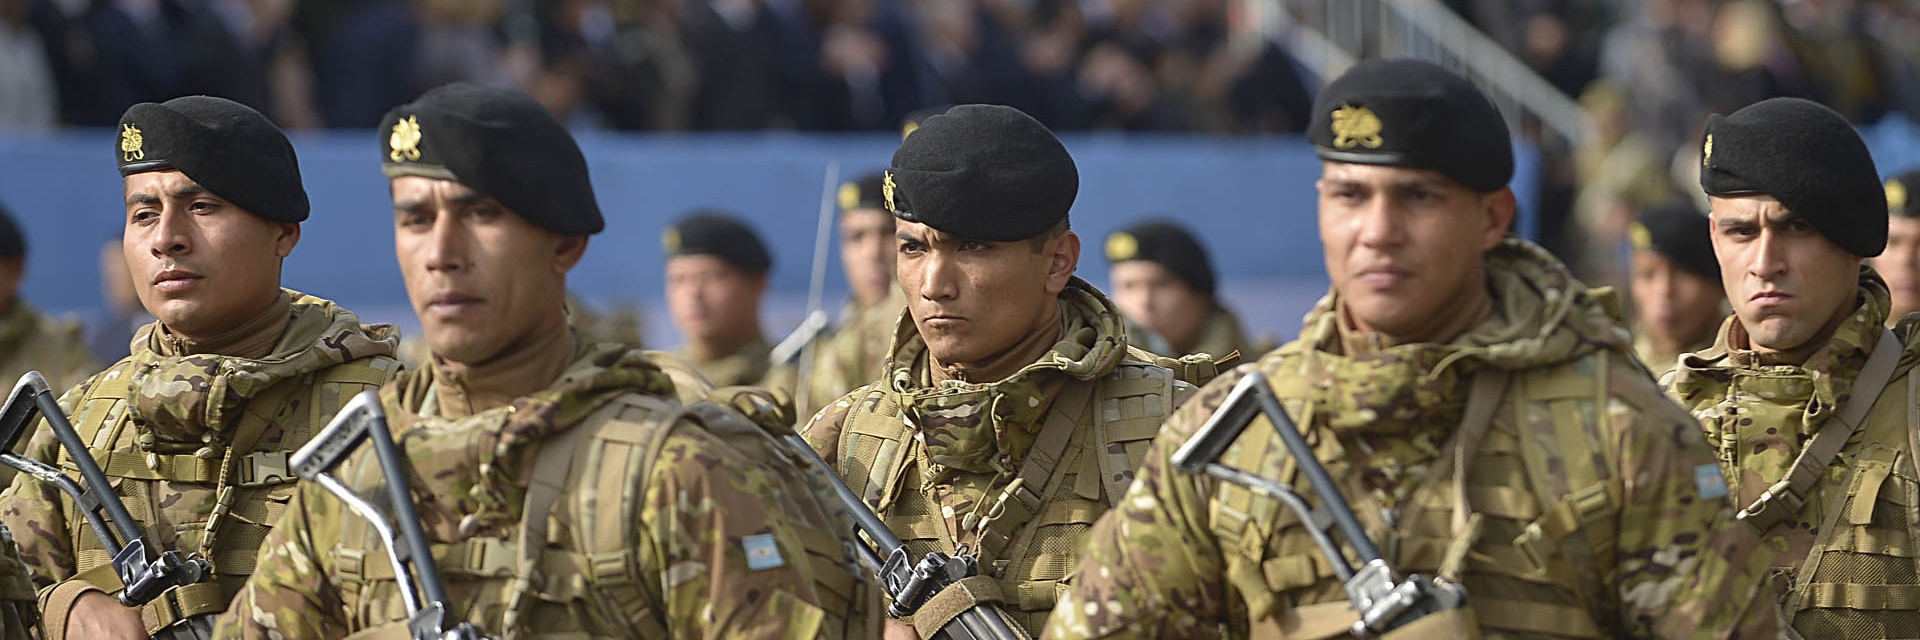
[
  {"left": 1629, "top": 250, "right": 1724, "bottom": 350},
  {"left": 896, "top": 220, "right": 1079, "bottom": 368},
  {"left": 390, "top": 176, "right": 584, "bottom": 365},
  {"left": 122, "top": 170, "right": 298, "bottom": 339},
  {"left": 841, "top": 209, "right": 897, "bottom": 309},
  {"left": 1709, "top": 194, "right": 1862, "bottom": 354},
  {"left": 666, "top": 255, "right": 765, "bottom": 346},
  {"left": 1878, "top": 216, "right": 1920, "bottom": 321},
  {"left": 1316, "top": 162, "right": 1511, "bottom": 341},
  {"left": 1109, "top": 260, "right": 1208, "bottom": 351}
]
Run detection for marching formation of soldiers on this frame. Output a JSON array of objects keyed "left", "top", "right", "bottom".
[{"left": 4, "top": 53, "right": 1920, "bottom": 640}]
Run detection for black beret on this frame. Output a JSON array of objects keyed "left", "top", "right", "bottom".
[
  {"left": 1107, "top": 219, "right": 1216, "bottom": 297},
  {"left": 886, "top": 104, "right": 1078, "bottom": 241},
  {"left": 1307, "top": 58, "right": 1513, "bottom": 192},
  {"left": 839, "top": 172, "right": 887, "bottom": 213},
  {"left": 0, "top": 202, "right": 22, "bottom": 260},
  {"left": 1887, "top": 170, "right": 1920, "bottom": 218},
  {"left": 664, "top": 211, "right": 771, "bottom": 275},
  {"left": 1700, "top": 97, "right": 1885, "bottom": 257},
  {"left": 1631, "top": 202, "right": 1719, "bottom": 281},
  {"left": 380, "top": 82, "right": 604, "bottom": 235},
  {"left": 117, "top": 96, "right": 309, "bottom": 223}
]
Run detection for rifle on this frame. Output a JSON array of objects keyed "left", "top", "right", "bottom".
[
  {"left": 291, "top": 390, "right": 490, "bottom": 640},
  {"left": 0, "top": 372, "right": 211, "bottom": 609},
  {"left": 1171, "top": 371, "right": 1468, "bottom": 638},
  {"left": 775, "top": 433, "right": 1030, "bottom": 640}
]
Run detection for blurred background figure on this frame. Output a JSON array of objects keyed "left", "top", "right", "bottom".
[
  {"left": 663, "top": 210, "right": 789, "bottom": 389},
  {"left": 1106, "top": 218, "right": 1264, "bottom": 360},
  {"left": 85, "top": 234, "right": 150, "bottom": 363},
  {"left": 0, "top": 201, "right": 98, "bottom": 485},
  {"left": 1879, "top": 169, "right": 1920, "bottom": 324},
  {"left": 1626, "top": 201, "right": 1724, "bottom": 374},
  {"left": 804, "top": 170, "right": 900, "bottom": 415}
]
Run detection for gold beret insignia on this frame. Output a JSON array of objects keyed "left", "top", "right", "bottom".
[
  {"left": 120, "top": 124, "right": 144, "bottom": 162},
  {"left": 1889, "top": 179, "right": 1908, "bottom": 211},
  {"left": 389, "top": 115, "right": 423, "bottom": 163},
  {"left": 882, "top": 171, "right": 898, "bottom": 212},
  {"left": 1329, "top": 104, "right": 1384, "bottom": 150},
  {"left": 661, "top": 227, "right": 681, "bottom": 254},
  {"left": 838, "top": 182, "right": 859, "bottom": 211},
  {"left": 1106, "top": 232, "right": 1139, "bottom": 262},
  {"left": 1702, "top": 134, "right": 1713, "bottom": 166},
  {"left": 1629, "top": 222, "right": 1653, "bottom": 251}
]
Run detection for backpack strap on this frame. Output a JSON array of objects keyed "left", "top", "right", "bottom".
[
  {"left": 499, "top": 410, "right": 600, "bottom": 640},
  {"left": 976, "top": 380, "right": 1095, "bottom": 563},
  {"left": 1738, "top": 328, "right": 1901, "bottom": 533}
]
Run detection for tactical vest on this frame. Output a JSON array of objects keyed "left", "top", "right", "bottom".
[
  {"left": 330, "top": 392, "right": 877, "bottom": 640},
  {"left": 1208, "top": 351, "right": 1634, "bottom": 639},
  {"left": 58, "top": 359, "right": 395, "bottom": 634},
  {"left": 0, "top": 525, "right": 37, "bottom": 640},
  {"left": 836, "top": 355, "right": 1196, "bottom": 632},
  {"left": 1773, "top": 366, "right": 1920, "bottom": 637}
]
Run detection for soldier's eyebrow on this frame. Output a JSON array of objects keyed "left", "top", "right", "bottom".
[
  {"left": 125, "top": 192, "right": 161, "bottom": 206},
  {"left": 170, "top": 184, "right": 209, "bottom": 199},
  {"left": 394, "top": 191, "right": 488, "bottom": 213}
]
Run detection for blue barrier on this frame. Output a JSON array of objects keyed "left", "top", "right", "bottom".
[{"left": 0, "top": 130, "right": 1541, "bottom": 345}]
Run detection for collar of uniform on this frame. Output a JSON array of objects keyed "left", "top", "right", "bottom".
[
  {"left": 153, "top": 291, "right": 292, "bottom": 359},
  {"left": 430, "top": 326, "right": 577, "bottom": 418}
]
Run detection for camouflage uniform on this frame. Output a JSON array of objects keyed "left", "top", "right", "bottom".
[
  {"left": 804, "top": 277, "right": 1198, "bottom": 634},
  {"left": 1632, "top": 330, "right": 1713, "bottom": 380},
  {"left": 0, "top": 526, "right": 37, "bottom": 640},
  {"left": 0, "top": 298, "right": 101, "bottom": 487},
  {"left": 217, "top": 339, "right": 879, "bottom": 639},
  {"left": 680, "top": 337, "right": 794, "bottom": 391},
  {"left": 804, "top": 290, "right": 907, "bottom": 418},
  {"left": 0, "top": 290, "right": 401, "bottom": 637},
  {"left": 1051, "top": 239, "right": 1783, "bottom": 639},
  {"left": 1666, "top": 266, "right": 1920, "bottom": 637}
]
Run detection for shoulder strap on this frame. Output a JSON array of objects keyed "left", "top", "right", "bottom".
[
  {"left": 976, "top": 380, "right": 1095, "bottom": 564},
  {"left": 498, "top": 414, "right": 596, "bottom": 640},
  {"left": 1091, "top": 364, "right": 1177, "bottom": 507},
  {"left": 1737, "top": 328, "right": 1902, "bottom": 533},
  {"left": 1434, "top": 368, "right": 1510, "bottom": 582}
]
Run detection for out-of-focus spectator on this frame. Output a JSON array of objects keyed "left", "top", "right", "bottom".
[
  {"left": 0, "top": 0, "right": 55, "bottom": 129},
  {"left": 296, "top": 0, "right": 418, "bottom": 127},
  {"left": 1572, "top": 80, "right": 1677, "bottom": 281}
]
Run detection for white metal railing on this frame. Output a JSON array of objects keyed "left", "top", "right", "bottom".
[{"left": 1257, "top": 0, "right": 1592, "bottom": 145}]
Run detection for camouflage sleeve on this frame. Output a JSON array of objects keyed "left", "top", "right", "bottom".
[
  {"left": 641, "top": 424, "right": 833, "bottom": 639},
  {"left": 1048, "top": 369, "right": 1245, "bottom": 639},
  {"left": 1601, "top": 372, "right": 1784, "bottom": 639},
  {"left": 211, "top": 481, "right": 350, "bottom": 640},
  {"left": 0, "top": 380, "right": 96, "bottom": 591},
  {"left": 799, "top": 385, "right": 868, "bottom": 466}
]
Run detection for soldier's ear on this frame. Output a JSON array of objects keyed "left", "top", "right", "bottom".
[
  {"left": 272, "top": 222, "right": 300, "bottom": 259},
  {"left": 552, "top": 234, "right": 588, "bottom": 274},
  {"left": 1479, "top": 188, "right": 1516, "bottom": 252},
  {"left": 1045, "top": 230, "right": 1080, "bottom": 295}
]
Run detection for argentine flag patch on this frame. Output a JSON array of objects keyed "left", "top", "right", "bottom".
[
  {"left": 1695, "top": 464, "right": 1729, "bottom": 501},
  {"left": 744, "top": 533, "right": 785, "bottom": 571}
]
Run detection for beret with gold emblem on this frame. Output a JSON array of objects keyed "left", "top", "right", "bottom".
[
  {"left": 886, "top": 104, "right": 1077, "bottom": 241},
  {"left": 1307, "top": 58, "right": 1513, "bottom": 193},
  {"left": 664, "top": 210, "right": 771, "bottom": 275},
  {"left": 1107, "top": 219, "right": 1216, "bottom": 297},
  {"left": 117, "top": 96, "right": 309, "bottom": 223},
  {"left": 1630, "top": 202, "right": 1718, "bottom": 281},
  {"left": 1700, "top": 97, "right": 1884, "bottom": 256},
  {"left": 379, "top": 82, "right": 604, "bottom": 235},
  {"left": 839, "top": 172, "right": 888, "bottom": 213},
  {"left": 1887, "top": 170, "right": 1920, "bottom": 219}
]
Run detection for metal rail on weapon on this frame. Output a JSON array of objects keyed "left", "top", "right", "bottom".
[
  {"left": 0, "top": 372, "right": 210, "bottom": 607},
  {"left": 775, "top": 433, "right": 1030, "bottom": 640},
  {"left": 1170, "top": 371, "right": 1468, "bottom": 638},
  {"left": 290, "top": 390, "right": 491, "bottom": 640}
]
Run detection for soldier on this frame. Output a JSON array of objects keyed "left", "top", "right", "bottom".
[
  {"left": 803, "top": 104, "right": 1203, "bottom": 637},
  {"left": 1877, "top": 170, "right": 1920, "bottom": 325},
  {"left": 0, "top": 96, "right": 403, "bottom": 640},
  {"left": 1050, "top": 59, "right": 1783, "bottom": 638},
  {"left": 1628, "top": 202, "right": 1725, "bottom": 375},
  {"left": 1665, "top": 97, "right": 1920, "bottom": 637},
  {"left": 663, "top": 211, "right": 794, "bottom": 389},
  {"left": 216, "top": 82, "right": 878, "bottom": 639},
  {"left": 0, "top": 201, "right": 101, "bottom": 487},
  {"left": 1106, "top": 218, "right": 1262, "bottom": 360},
  {"left": 804, "top": 171, "right": 905, "bottom": 415}
]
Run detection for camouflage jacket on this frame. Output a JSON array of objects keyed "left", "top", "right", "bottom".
[
  {"left": 0, "top": 526, "right": 36, "bottom": 640},
  {"left": 804, "top": 277, "right": 1195, "bottom": 634},
  {"left": 0, "top": 299, "right": 101, "bottom": 487},
  {"left": 215, "top": 340, "right": 878, "bottom": 640},
  {"left": 678, "top": 336, "right": 796, "bottom": 392},
  {"left": 804, "top": 291, "right": 906, "bottom": 419},
  {"left": 1051, "top": 238, "right": 1784, "bottom": 639},
  {"left": 1632, "top": 329, "right": 1715, "bottom": 380},
  {"left": 0, "top": 290, "right": 401, "bottom": 634},
  {"left": 1667, "top": 266, "right": 1920, "bottom": 638},
  {"left": 1125, "top": 305, "right": 1268, "bottom": 364}
]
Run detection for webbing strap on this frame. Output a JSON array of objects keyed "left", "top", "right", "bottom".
[
  {"left": 500, "top": 418, "right": 596, "bottom": 640},
  {"left": 909, "top": 574, "right": 1005, "bottom": 638},
  {"left": 1739, "top": 328, "right": 1902, "bottom": 533},
  {"left": 1800, "top": 582, "right": 1920, "bottom": 610},
  {"left": 977, "top": 380, "right": 1095, "bottom": 564},
  {"left": 69, "top": 545, "right": 227, "bottom": 634},
  {"left": 1438, "top": 369, "right": 1509, "bottom": 582}
]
